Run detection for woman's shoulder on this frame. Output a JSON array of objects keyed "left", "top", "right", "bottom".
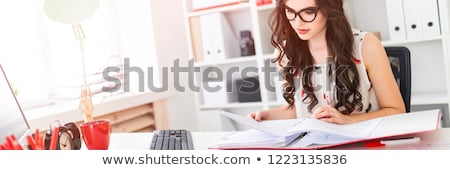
[
  {"left": 351, "top": 28, "right": 380, "bottom": 45},
  {"left": 360, "top": 31, "right": 387, "bottom": 70},
  {"left": 352, "top": 29, "right": 371, "bottom": 45},
  {"left": 351, "top": 28, "right": 385, "bottom": 68},
  {"left": 361, "top": 32, "right": 384, "bottom": 53}
]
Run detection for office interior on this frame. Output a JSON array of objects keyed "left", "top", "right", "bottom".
[{"left": 1, "top": 0, "right": 450, "bottom": 136}]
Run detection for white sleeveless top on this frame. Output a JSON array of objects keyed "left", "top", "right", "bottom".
[{"left": 278, "top": 29, "right": 379, "bottom": 118}]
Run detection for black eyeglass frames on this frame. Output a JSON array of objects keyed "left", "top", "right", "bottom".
[{"left": 285, "top": 6, "right": 320, "bottom": 22}]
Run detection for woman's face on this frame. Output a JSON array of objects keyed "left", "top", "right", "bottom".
[{"left": 284, "top": 0, "right": 327, "bottom": 40}]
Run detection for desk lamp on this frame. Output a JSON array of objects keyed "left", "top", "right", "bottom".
[{"left": 43, "top": 0, "right": 100, "bottom": 123}]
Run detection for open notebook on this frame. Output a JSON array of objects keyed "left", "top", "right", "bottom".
[{"left": 210, "top": 110, "right": 440, "bottom": 150}]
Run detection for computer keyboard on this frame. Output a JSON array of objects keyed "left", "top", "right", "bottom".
[{"left": 150, "top": 129, "right": 194, "bottom": 150}]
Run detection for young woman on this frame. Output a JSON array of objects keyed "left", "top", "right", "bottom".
[{"left": 248, "top": 0, "right": 405, "bottom": 124}]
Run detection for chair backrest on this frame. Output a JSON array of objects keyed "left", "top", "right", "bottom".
[{"left": 385, "top": 47, "right": 411, "bottom": 112}]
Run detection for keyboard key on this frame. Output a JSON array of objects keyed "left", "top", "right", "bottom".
[
  {"left": 169, "top": 137, "right": 175, "bottom": 150},
  {"left": 175, "top": 138, "right": 181, "bottom": 150}
]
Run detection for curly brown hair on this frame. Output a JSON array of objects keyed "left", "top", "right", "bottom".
[{"left": 270, "top": 0, "right": 363, "bottom": 114}]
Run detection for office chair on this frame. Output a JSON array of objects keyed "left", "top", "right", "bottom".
[{"left": 385, "top": 47, "right": 411, "bottom": 113}]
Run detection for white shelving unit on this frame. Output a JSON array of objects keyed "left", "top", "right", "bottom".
[
  {"left": 182, "top": 0, "right": 278, "bottom": 131},
  {"left": 182, "top": 0, "right": 450, "bottom": 130},
  {"left": 381, "top": 36, "right": 443, "bottom": 46},
  {"left": 346, "top": 0, "right": 450, "bottom": 127}
]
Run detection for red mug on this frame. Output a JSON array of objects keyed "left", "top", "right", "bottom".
[{"left": 80, "top": 119, "right": 111, "bottom": 150}]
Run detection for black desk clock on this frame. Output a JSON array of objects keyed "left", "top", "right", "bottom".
[{"left": 44, "top": 122, "right": 81, "bottom": 150}]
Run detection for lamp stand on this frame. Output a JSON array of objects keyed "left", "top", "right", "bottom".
[{"left": 73, "top": 24, "right": 94, "bottom": 123}]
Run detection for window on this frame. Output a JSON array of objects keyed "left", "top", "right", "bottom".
[{"left": 0, "top": 0, "right": 160, "bottom": 111}]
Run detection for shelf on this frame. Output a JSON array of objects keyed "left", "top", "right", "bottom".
[
  {"left": 199, "top": 102, "right": 263, "bottom": 109},
  {"left": 194, "top": 56, "right": 259, "bottom": 67},
  {"left": 381, "top": 36, "right": 443, "bottom": 46},
  {"left": 411, "top": 92, "right": 449, "bottom": 105},
  {"left": 187, "top": 2, "right": 251, "bottom": 17},
  {"left": 256, "top": 3, "right": 275, "bottom": 11}
]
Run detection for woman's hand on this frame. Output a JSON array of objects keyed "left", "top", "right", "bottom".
[
  {"left": 312, "top": 105, "right": 353, "bottom": 124},
  {"left": 247, "top": 111, "right": 266, "bottom": 122},
  {"left": 247, "top": 104, "right": 297, "bottom": 122}
]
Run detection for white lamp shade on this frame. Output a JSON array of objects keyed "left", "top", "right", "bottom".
[{"left": 44, "top": 0, "right": 100, "bottom": 24}]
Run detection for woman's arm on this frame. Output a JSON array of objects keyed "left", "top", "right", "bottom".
[
  {"left": 248, "top": 104, "right": 297, "bottom": 121},
  {"left": 312, "top": 33, "right": 405, "bottom": 124},
  {"left": 353, "top": 33, "right": 406, "bottom": 122},
  {"left": 248, "top": 48, "right": 297, "bottom": 121}
]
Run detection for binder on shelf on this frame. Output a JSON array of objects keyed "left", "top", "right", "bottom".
[
  {"left": 256, "top": 0, "right": 264, "bottom": 6},
  {"left": 199, "top": 14, "right": 214, "bottom": 62},
  {"left": 212, "top": 13, "right": 239, "bottom": 60},
  {"left": 402, "top": 0, "right": 424, "bottom": 39},
  {"left": 189, "top": 17, "right": 204, "bottom": 62},
  {"left": 385, "top": 0, "right": 407, "bottom": 40},
  {"left": 421, "top": 0, "right": 441, "bottom": 37},
  {"left": 263, "top": 0, "right": 273, "bottom": 6},
  {"left": 199, "top": 13, "right": 239, "bottom": 62},
  {"left": 256, "top": 0, "right": 272, "bottom": 6},
  {"left": 235, "top": 77, "right": 261, "bottom": 103}
]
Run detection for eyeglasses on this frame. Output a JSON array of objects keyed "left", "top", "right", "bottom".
[{"left": 285, "top": 6, "right": 320, "bottom": 22}]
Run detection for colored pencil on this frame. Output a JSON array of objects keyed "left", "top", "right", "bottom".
[
  {"left": 10, "top": 135, "right": 23, "bottom": 150},
  {"left": 49, "top": 127, "right": 59, "bottom": 150},
  {"left": 26, "top": 135, "right": 37, "bottom": 150}
]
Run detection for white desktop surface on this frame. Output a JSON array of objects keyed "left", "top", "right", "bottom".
[
  {"left": 107, "top": 128, "right": 450, "bottom": 150},
  {"left": 109, "top": 132, "right": 229, "bottom": 150}
]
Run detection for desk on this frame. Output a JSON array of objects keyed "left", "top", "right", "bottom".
[
  {"left": 109, "top": 132, "right": 228, "bottom": 150},
  {"left": 334, "top": 128, "right": 450, "bottom": 150},
  {"left": 108, "top": 128, "right": 450, "bottom": 150}
]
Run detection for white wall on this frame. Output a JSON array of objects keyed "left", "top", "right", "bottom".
[
  {"left": 149, "top": 0, "right": 199, "bottom": 130},
  {"left": 346, "top": 0, "right": 389, "bottom": 40}
]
